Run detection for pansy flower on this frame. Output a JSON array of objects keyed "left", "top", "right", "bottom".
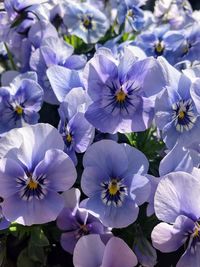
[
  {"left": 0, "top": 72, "right": 43, "bottom": 135},
  {"left": 151, "top": 170, "right": 200, "bottom": 267},
  {"left": 154, "top": 0, "right": 194, "bottom": 29},
  {"left": 155, "top": 57, "right": 200, "bottom": 149},
  {"left": 117, "top": 0, "right": 145, "bottom": 33},
  {"left": 57, "top": 188, "right": 111, "bottom": 254},
  {"left": 81, "top": 139, "right": 150, "bottom": 228},
  {"left": 63, "top": 2, "right": 109, "bottom": 44},
  {"left": 135, "top": 25, "right": 185, "bottom": 65},
  {"left": 84, "top": 47, "right": 166, "bottom": 134},
  {"left": 3, "top": 0, "right": 49, "bottom": 34},
  {"left": 0, "top": 123, "right": 77, "bottom": 225},
  {"left": 30, "top": 36, "right": 86, "bottom": 104},
  {"left": 180, "top": 23, "right": 200, "bottom": 63},
  {"left": 58, "top": 88, "right": 95, "bottom": 165}
]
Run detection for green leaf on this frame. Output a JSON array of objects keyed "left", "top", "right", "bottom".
[
  {"left": 30, "top": 227, "right": 49, "bottom": 247},
  {"left": 9, "top": 224, "right": 31, "bottom": 240},
  {"left": 0, "top": 237, "right": 7, "bottom": 266},
  {"left": 17, "top": 248, "right": 35, "bottom": 267},
  {"left": 28, "top": 244, "right": 46, "bottom": 264},
  {"left": 64, "top": 34, "right": 94, "bottom": 54},
  {"left": 122, "top": 32, "right": 129, "bottom": 41},
  {"left": 4, "top": 43, "right": 18, "bottom": 71}
]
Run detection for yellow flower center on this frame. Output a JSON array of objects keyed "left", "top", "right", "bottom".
[
  {"left": 66, "top": 134, "right": 72, "bottom": 143},
  {"left": 127, "top": 9, "right": 133, "bottom": 17},
  {"left": 83, "top": 18, "right": 90, "bottom": 27},
  {"left": 15, "top": 106, "right": 23, "bottom": 115},
  {"left": 116, "top": 89, "right": 126, "bottom": 102},
  {"left": 82, "top": 15, "right": 92, "bottom": 29},
  {"left": 27, "top": 179, "right": 38, "bottom": 190},
  {"left": 155, "top": 42, "right": 164, "bottom": 53},
  {"left": 178, "top": 110, "right": 185, "bottom": 119},
  {"left": 193, "top": 227, "right": 199, "bottom": 237},
  {"left": 108, "top": 180, "right": 119, "bottom": 195}
]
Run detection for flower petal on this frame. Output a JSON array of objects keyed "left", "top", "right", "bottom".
[
  {"left": 152, "top": 215, "right": 195, "bottom": 253},
  {"left": 33, "top": 149, "right": 77, "bottom": 191},
  {"left": 154, "top": 171, "right": 200, "bottom": 223},
  {"left": 73, "top": 235, "right": 105, "bottom": 267},
  {"left": 101, "top": 237, "right": 138, "bottom": 267}
]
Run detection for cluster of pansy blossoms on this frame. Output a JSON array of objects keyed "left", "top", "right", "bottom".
[{"left": 1, "top": 0, "right": 200, "bottom": 266}]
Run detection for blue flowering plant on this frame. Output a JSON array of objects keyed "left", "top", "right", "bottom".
[{"left": 1, "top": 0, "right": 200, "bottom": 266}]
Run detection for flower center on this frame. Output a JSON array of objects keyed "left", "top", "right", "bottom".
[
  {"left": 66, "top": 133, "right": 72, "bottom": 143},
  {"left": 155, "top": 41, "right": 164, "bottom": 56},
  {"left": 27, "top": 179, "right": 38, "bottom": 190},
  {"left": 127, "top": 9, "right": 134, "bottom": 17},
  {"left": 16, "top": 173, "right": 48, "bottom": 201},
  {"left": 76, "top": 224, "right": 89, "bottom": 239},
  {"left": 15, "top": 106, "right": 23, "bottom": 115},
  {"left": 193, "top": 227, "right": 200, "bottom": 238},
  {"left": 108, "top": 180, "right": 120, "bottom": 195},
  {"left": 80, "top": 224, "right": 89, "bottom": 234},
  {"left": 178, "top": 110, "right": 185, "bottom": 119},
  {"left": 172, "top": 99, "right": 196, "bottom": 132},
  {"left": 82, "top": 15, "right": 92, "bottom": 30},
  {"left": 116, "top": 89, "right": 126, "bottom": 102},
  {"left": 101, "top": 178, "right": 128, "bottom": 207}
]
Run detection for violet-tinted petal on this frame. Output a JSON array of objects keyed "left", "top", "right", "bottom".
[
  {"left": 85, "top": 103, "right": 121, "bottom": 134},
  {"left": 157, "top": 56, "right": 181, "bottom": 90},
  {"left": 152, "top": 215, "right": 195, "bottom": 253},
  {"left": 87, "top": 194, "right": 139, "bottom": 228},
  {"left": 46, "top": 65, "right": 82, "bottom": 102},
  {"left": 62, "top": 188, "right": 81, "bottom": 210},
  {"left": 176, "top": 244, "right": 200, "bottom": 267},
  {"left": 146, "top": 174, "right": 160, "bottom": 217},
  {"left": 118, "top": 46, "right": 139, "bottom": 81},
  {"left": 127, "top": 57, "right": 166, "bottom": 98},
  {"left": 2, "top": 191, "right": 64, "bottom": 225},
  {"left": 40, "top": 46, "right": 57, "bottom": 67},
  {"left": 190, "top": 78, "right": 200, "bottom": 114},
  {"left": 59, "top": 87, "right": 91, "bottom": 120},
  {"left": 28, "top": 21, "right": 58, "bottom": 48},
  {"left": 15, "top": 79, "right": 43, "bottom": 111},
  {"left": 82, "top": 140, "right": 128, "bottom": 176},
  {"left": 81, "top": 166, "right": 109, "bottom": 197},
  {"left": 73, "top": 235, "right": 105, "bottom": 267},
  {"left": 0, "top": 128, "right": 23, "bottom": 158},
  {"left": 68, "top": 112, "right": 95, "bottom": 153},
  {"left": 130, "top": 174, "right": 151, "bottom": 205},
  {"left": 64, "top": 55, "right": 87, "bottom": 70},
  {"left": 57, "top": 207, "right": 79, "bottom": 231},
  {"left": 0, "top": 206, "right": 11, "bottom": 229},
  {"left": 33, "top": 149, "right": 76, "bottom": 191},
  {"left": 121, "top": 143, "right": 149, "bottom": 175},
  {"left": 11, "top": 72, "right": 38, "bottom": 88},
  {"left": 101, "top": 236, "right": 138, "bottom": 267},
  {"left": 134, "top": 236, "right": 157, "bottom": 267},
  {"left": 61, "top": 231, "right": 79, "bottom": 254},
  {"left": 0, "top": 158, "right": 26, "bottom": 198},
  {"left": 14, "top": 123, "right": 64, "bottom": 171},
  {"left": 159, "top": 143, "right": 194, "bottom": 176},
  {"left": 83, "top": 54, "right": 118, "bottom": 101},
  {"left": 154, "top": 172, "right": 200, "bottom": 223},
  {"left": 1, "top": 70, "right": 19, "bottom": 86}
]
